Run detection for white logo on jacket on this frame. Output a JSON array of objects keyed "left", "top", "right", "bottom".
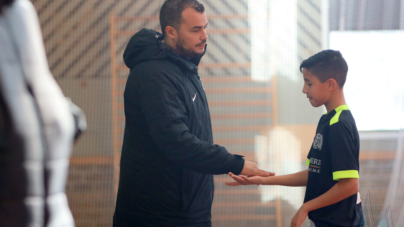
[
  {"left": 192, "top": 93, "right": 197, "bottom": 102},
  {"left": 313, "top": 133, "right": 323, "bottom": 150}
]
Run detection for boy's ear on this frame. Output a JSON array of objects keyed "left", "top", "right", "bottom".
[{"left": 327, "top": 79, "right": 338, "bottom": 91}]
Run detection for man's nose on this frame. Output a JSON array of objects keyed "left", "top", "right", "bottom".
[{"left": 202, "top": 28, "right": 208, "bottom": 40}]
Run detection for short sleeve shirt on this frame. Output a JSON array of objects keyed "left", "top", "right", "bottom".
[{"left": 304, "top": 105, "right": 363, "bottom": 226}]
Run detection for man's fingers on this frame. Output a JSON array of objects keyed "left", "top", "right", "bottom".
[
  {"left": 255, "top": 170, "right": 272, "bottom": 177},
  {"left": 252, "top": 169, "right": 275, "bottom": 177}
]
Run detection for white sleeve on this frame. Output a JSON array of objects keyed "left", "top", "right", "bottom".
[{"left": 0, "top": 0, "right": 75, "bottom": 226}]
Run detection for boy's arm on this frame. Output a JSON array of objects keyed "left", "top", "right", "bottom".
[
  {"left": 226, "top": 169, "right": 308, "bottom": 187},
  {"left": 290, "top": 178, "right": 359, "bottom": 227}
]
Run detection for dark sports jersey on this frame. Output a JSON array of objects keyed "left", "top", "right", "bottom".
[{"left": 304, "top": 105, "right": 363, "bottom": 226}]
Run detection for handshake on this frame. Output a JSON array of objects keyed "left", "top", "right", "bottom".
[{"left": 225, "top": 160, "right": 275, "bottom": 186}]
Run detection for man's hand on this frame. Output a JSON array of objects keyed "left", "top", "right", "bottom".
[
  {"left": 240, "top": 160, "right": 274, "bottom": 177},
  {"left": 290, "top": 205, "right": 308, "bottom": 227},
  {"left": 225, "top": 172, "right": 265, "bottom": 186}
]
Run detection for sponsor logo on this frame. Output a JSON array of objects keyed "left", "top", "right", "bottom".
[
  {"left": 313, "top": 133, "right": 323, "bottom": 150},
  {"left": 309, "top": 158, "right": 321, "bottom": 173}
]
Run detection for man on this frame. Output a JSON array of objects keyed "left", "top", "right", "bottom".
[{"left": 113, "top": 0, "right": 272, "bottom": 226}]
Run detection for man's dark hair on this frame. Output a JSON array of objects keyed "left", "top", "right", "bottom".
[
  {"left": 0, "top": 0, "right": 14, "bottom": 14},
  {"left": 300, "top": 49, "right": 348, "bottom": 88},
  {"left": 160, "top": 0, "right": 205, "bottom": 38}
]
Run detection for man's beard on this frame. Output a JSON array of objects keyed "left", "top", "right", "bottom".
[{"left": 176, "top": 37, "right": 206, "bottom": 58}]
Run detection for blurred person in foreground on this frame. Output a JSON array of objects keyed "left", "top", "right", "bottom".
[
  {"left": 226, "top": 50, "right": 364, "bottom": 227},
  {"left": 0, "top": 0, "right": 85, "bottom": 226},
  {"left": 113, "top": 0, "right": 273, "bottom": 226}
]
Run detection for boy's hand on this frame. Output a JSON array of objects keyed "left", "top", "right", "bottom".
[
  {"left": 225, "top": 172, "right": 265, "bottom": 186},
  {"left": 290, "top": 205, "right": 309, "bottom": 227}
]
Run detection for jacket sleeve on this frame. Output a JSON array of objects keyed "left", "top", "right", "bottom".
[{"left": 134, "top": 69, "right": 244, "bottom": 175}]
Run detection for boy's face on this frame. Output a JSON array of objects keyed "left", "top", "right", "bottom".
[{"left": 302, "top": 68, "right": 331, "bottom": 107}]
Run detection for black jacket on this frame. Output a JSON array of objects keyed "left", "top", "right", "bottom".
[{"left": 113, "top": 29, "right": 245, "bottom": 227}]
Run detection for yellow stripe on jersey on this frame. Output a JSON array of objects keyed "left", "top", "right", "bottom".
[
  {"left": 333, "top": 170, "right": 359, "bottom": 181},
  {"left": 330, "top": 105, "right": 350, "bottom": 126},
  {"left": 306, "top": 158, "right": 310, "bottom": 166}
]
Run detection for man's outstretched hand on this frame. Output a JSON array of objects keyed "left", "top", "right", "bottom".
[
  {"left": 225, "top": 161, "right": 275, "bottom": 186},
  {"left": 240, "top": 160, "right": 274, "bottom": 177}
]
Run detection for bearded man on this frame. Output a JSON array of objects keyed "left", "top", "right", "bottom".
[{"left": 113, "top": 1, "right": 272, "bottom": 226}]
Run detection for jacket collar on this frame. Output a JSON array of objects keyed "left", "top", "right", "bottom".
[{"left": 158, "top": 41, "right": 206, "bottom": 72}]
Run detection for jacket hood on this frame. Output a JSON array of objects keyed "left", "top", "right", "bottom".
[{"left": 123, "top": 28, "right": 205, "bottom": 71}]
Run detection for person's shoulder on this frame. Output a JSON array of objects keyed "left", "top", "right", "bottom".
[
  {"left": 128, "top": 60, "right": 185, "bottom": 87},
  {"left": 334, "top": 110, "right": 355, "bottom": 125},
  {"left": 329, "top": 110, "right": 357, "bottom": 133},
  {"left": 329, "top": 107, "right": 355, "bottom": 126},
  {"left": 133, "top": 59, "right": 182, "bottom": 75},
  {"left": 1, "top": 0, "right": 36, "bottom": 24},
  {"left": 8, "top": 0, "right": 35, "bottom": 15}
]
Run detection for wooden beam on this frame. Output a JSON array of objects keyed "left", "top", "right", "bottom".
[
  {"left": 70, "top": 156, "right": 112, "bottom": 165},
  {"left": 117, "top": 65, "right": 129, "bottom": 71},
  {"left": 271, "top": 76, "right": 279, "bottom": 126},
  {"left": 110, "top": 11, "right": 120, "bottom": 195}
]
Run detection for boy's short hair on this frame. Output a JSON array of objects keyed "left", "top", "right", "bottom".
[
  {"left": 160, "top": 0, "right": 205, "bottom": 38},
  {"left": 300, "top": 49, "right": 348, "bottom": 88}
]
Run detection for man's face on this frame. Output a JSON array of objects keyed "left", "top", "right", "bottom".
[
  {"left": 174, "top": 7, "right": 208, "bottom": 58},
  {"left": 302, "top": 68, "right": 330, "bottom": 108}
]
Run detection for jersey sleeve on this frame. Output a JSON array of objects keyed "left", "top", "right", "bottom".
[{"left": 328, "top": 119, "right": 359, "bottom": 181}]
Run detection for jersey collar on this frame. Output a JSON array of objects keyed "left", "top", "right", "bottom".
[{"left": 324, "top": 104, "right": 349, "bottom": 115}]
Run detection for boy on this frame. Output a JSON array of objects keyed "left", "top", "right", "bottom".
[{"left": 226, "top": 50, "right": 363, "bottom": 227}]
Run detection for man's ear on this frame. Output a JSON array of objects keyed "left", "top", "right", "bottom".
[
  {"left": 327, "top": 78, "right": 338, "bottom": 91},
  {"left": 165, "top": 26, "right": 177, "bottom": 39}
]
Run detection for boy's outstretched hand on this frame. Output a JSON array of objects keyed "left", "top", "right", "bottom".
[
  {"left": 225, "top": 172, "right": 267, "bottom": 186},
  {"left": 290, "top": 205, "right": 308, "bottom": 227}
]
